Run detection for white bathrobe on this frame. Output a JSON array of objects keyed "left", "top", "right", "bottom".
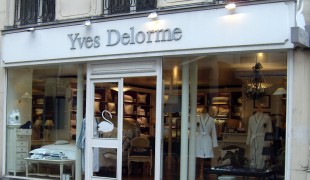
[
  {"left": 246, "top": 112, "right": 272, "bottom": 169},
  {"left": 196, "top": 113, "right": 218, "bottom": 158}
]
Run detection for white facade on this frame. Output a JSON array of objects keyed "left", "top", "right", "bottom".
[{"left": 1, "top": 0, "right": 310, "bottom": 179}]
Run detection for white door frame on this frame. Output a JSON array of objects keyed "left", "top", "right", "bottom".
[
  {"left": 85, "top": 78, "right": 124, "bottom": 180},
  {"left": 85, "top": 58, "right": 163, "bottom": 180}
]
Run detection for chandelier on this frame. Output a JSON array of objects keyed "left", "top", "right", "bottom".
[{"left": 245, "top": 62, "right": 272, "bottom": 100}]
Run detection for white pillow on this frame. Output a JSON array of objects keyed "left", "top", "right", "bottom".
[
  {"left": 55, "top": 140, "right": 69, "bottom": 145},
  {"left": 30, "top": 148, "right": 50, "bottom": 155}
]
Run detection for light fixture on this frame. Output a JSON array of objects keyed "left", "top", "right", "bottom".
[
  {"left": 273, "top": 77, "right": 287, "bottom": 96},
  {"left": 225, "top": 2, "right": 236, "bottom": 10},
  {"left": 111, "top": 86, "right": 131, "bottom": 92},
  {"left": 245, "top": 62, "right": 272, "bottom": 100},
  {"left": 44, "top": 119, "right": 54, "bottom": 140},
  {"left": 272, "top": 87, "right": 286, "bottom": 95},
  {"left": 147, "top": 12, "right": 158, "bottom": 20},
  {"left": 164, "top": 95, "right": 181, "bottom": 113},
  {"left": 21, "top": 92, "right": 33, "bottom": 99},
  {"left": 82, "top": 20, "right": 92, "bottom": 27},
  {"left": 19, "top": 92, "right": 33, "bottom": 103},
  {"left": 26, "top": 27, "right": 35, "bottom": 32}
]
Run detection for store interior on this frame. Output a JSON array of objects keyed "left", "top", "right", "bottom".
[{"left": 6, "top": 51, "right": 287, "bottom": 179}]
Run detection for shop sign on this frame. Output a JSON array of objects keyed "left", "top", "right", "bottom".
[{"left": 67, "top": 27, "right": 182, "bottom": 50}]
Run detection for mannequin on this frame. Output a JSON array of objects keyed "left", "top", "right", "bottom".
[
  {"left": 196, "top": 108, "right": 218, "bottom": 178},
  {"left": 246, "top": 104, "right": 272, "bottom": 169}
]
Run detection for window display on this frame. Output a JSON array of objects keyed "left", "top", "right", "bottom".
[{"left": 4, "top": 51, "right": 286, "bottom": 179}]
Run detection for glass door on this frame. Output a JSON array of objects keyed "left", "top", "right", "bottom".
[
  {"left": 85, "top": 78, "right": 124, "bottom": 179},
  {"left": 85, "top": 59, "right": 162, "bottom": 180}
]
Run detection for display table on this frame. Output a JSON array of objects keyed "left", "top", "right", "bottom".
[
  {"left": 206, "top": 165, "right": 275, "bottom": 180},
  {"left": 25, "top": 158, "right": 75, "bottom": 179}
]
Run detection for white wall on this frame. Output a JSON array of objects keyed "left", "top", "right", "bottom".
[
  {"left": 56, "top": 0, "right": 101, "bottom": 20},
  {"left": 0, "top": 0, "right": 6, "bottom": 176},
  {"left": 289, "top": 50, "right": 310, "bottom": 180}
]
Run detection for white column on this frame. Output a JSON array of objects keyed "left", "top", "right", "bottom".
[
  {"left": 180, "top": 64, "right": 189, "bottom": 180},
  {"left": 75, "top": 64, "right": 84, "bottom": 180},
  {"left": 188, "top": 62, "right": 197, "bottom": 179}
]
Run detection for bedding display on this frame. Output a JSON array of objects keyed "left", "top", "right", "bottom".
[{"left": 29, "top": 142, "right": 76, "bottom": 160}]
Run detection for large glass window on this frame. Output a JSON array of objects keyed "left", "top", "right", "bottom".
[
  {"left": 6, "top": 64, "right": 84, "bottom": 178},
  {"left": 162, "top": 52, "right": 287, "bottom": 179},
  {"left": 5, "top": 64, "right": 157, "bottom": 179}
]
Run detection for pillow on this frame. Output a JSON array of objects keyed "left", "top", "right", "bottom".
[
  {"left": 55, "top": 140, "right": 69, "bottom": 145},
  {"left": 137, "top": 106, "right": 145, "bottom": 115},
  {"left": 30, "top": 148, "right": 50, "bottom": 155},
  {"left": 102, "top": 148, "right": 117, "bottom": 159},
  {"left": 208, "top": 106, "right": 219, "bottom": 117},
  {"left": 212, "top": 97, "right": 229, "bottom": 104},
  {"left": 124, "top": 104, "right": 134, "bottom": 115},
  {"left": 137, "top": 117, "right": 148, "bottom": 126},
  {"left": 94, "top": 101, "right": 101, "bottom": 113},
  {"left": 129, "top": 146, "right": 151, "bottom": 156},
  {"left": 108, "top": 103, "right": 116, "bottom": 113},
  {"left": 70, "top": 120, "right": 76, "bottom": 126},
  {"left": 94, "top": 93, "right": 102, "bottom": 100},
  {"left": 124, "top": 95, "right": 133, "bottom": 102},
  {"left": 137, "top": 93, "right": 147, "bottom": 104}
]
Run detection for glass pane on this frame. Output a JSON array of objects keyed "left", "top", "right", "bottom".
[
  {"left": 94, "top": 147, "right": 117, "bottom": 178},
  {"left": 94, "top": 82, "right": 118, "bottom": 139},
  {"left": 122, "top": 77, "right": 155, "bottom": 179},
  {"left": 6, "top": 64, "right": 85, "bottom": 178},
  {"left": 162, "top": 52, "right": 287, "bottom": 179}
]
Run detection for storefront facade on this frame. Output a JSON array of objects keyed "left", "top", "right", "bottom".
[{"left": 1, "top": 0, "right": 309, "bottom": 179}]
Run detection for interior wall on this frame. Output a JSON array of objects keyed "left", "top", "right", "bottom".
[{"left": 6, "top": 69, "right": 33, "bottom": 125}]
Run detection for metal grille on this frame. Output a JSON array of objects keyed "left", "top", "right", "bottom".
[
  {"left": 136, "top": 0, "right": 157, "bottom": 12},
  {"left": 14, "top": 0, "right": 55, "bottom": 26},
  {"left": 103, "top": 0, "right": 157, "bottom": 15}
]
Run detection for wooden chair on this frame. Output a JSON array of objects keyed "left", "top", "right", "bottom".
[{"left": 128, "top": 137, "right": 152, "bottom": 176}]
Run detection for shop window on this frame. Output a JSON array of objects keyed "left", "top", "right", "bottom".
[
  {"left": 14, "top": 0, "right": 55, "bottom": 26},
  {"left": 162, "top": 52, "right": 287, "bottom": 179},
  {"left": 6, "top": 64, "right": 84, "bottom": 177}
]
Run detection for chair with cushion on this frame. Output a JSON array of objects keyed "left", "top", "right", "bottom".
[{"left": 128, "top": 137, "right": 152, "bottom": 176}]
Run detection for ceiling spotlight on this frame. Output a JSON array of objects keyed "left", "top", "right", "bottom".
[
  {"left": 225, "top": 2, "right": 236, "bottom": 10},
  {"left": 82, "top": 20, "right": 92, "bottom": 27},
  {"left": 147, "top": 12, "right": 158, "bottom": 20},
  {"left": 26, "top": 27, "right": 35, "bottom": 32}
]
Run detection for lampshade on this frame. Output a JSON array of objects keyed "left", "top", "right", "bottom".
[
  {"left": 34, "top": 118, "right": 43, "bottom": 128},
  {"left": 45, "top": 119, "right": 54, "bottom": 128},
  {"left": 272, "top": 87, "right": 286, "bottom": 95},
  {"left": 164, "top": 95, "right": 181, "bottom": 113},
  {"left": 111, "top": 86, "right": 131, "bottom": 92},
  {"left": 21, "top": 92, "right": 32, "bottom": 99}
]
